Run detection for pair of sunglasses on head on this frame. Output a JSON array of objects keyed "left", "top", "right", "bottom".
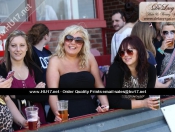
[
  {"left": 65, "top": 35, "right": 84, "bottom": 44},
  {"left": 162, "top": 30, "right": 175, "bottom": 36},
  {"left": 118, "top": 48, "right": 135, "bottom": 57}
]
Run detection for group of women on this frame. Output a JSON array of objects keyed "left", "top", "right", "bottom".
[{"left": 0, "top": 21, "right": 174, "bottom": 131}]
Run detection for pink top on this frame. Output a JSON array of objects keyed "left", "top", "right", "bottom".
[{"left": 11, "top": 72, "right": 36, "bottom": 88}]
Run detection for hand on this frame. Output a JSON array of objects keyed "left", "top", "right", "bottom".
[
  {"left": 54, "top": 111, "right": 62, "bottom": 122},
  {"left": 96, "top": 105, "right": 109, "bottom": 113},
  {"left": 143, "top": 98, "right": 159, "bottom": 110},
  {"left": 24, "top": 117, "right": 41, "bottom": 129},
  {"left": 35, "top": 82, "right": 46, "bottom": 88},
  {"left": 161, "top": 38, "right": 173, "bottom": 50},
  {"left": 0, "top": 77, "right": 13, "bottom": 88}
]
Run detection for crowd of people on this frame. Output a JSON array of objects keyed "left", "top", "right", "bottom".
[{"left": 0, "top": 2, "right": 175, "bottom": 132}]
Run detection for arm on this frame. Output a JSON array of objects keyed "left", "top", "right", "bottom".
[
  {"left": 106, "top": 61, "right": 123, "bottom": 88},
  {"left": 147, "top": 64, "right": 157, "bottom": 88},
  {"left": 89, "top": 53, "right": 109, "bottom": 111},
  {"left": 111, "top": 34, "right": 116, "bottom": 63},
  {"left": 5, "top": 96, "right": 27, "bottom": 128},
  {"left": 155, "top": 41, "right": 165, "bottom": 76},
  {"left": 106, "top": 62, "right": 132, "bottom": 109},
  {"left": 46, "top": 56, "right": 61, "bottom": 121}
]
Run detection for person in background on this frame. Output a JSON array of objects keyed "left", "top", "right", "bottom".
[
  {"left": 0, "top": 95, "right": 28, "bottom": 131},
  {"left": 27, "top": 23, "right": 52, "bottom": 118},
  {"left": 155, "top": 22, "right": 175, "bottom": 88},
  {"left": 131, "top": 21, "right": 171, "bottom": 88},
  {"left": 27, "top": 23, "right": 52, "bottom": 84},
  {"left": 106, "top": 36, "right": 157, "bottom": 110},
  {"left": 111, "top": 2, "right": 139, "bottom": 63},
  {"left": 111, "top": 10, "right": 126, "bottom": 31},
  {"left": 0, "top": 30, "right": 48, "bottom": 125},
  {"left": 35, "top": 0, "right": 58, "bottom": 21},
  {"left": 46, "top": 25, "right": 109, "bottom": 122},
  {"left": 152, "top": 22, "right": 163, "bottom": 45}
]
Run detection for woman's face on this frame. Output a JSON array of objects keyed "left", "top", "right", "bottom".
[
  {"left": 161, "top": 25, "right": 175, "bottom": 40},
  {"left": 119, "top": 44, "right": 138, "bottom": 67},
  {"left": 8, "top": 36, "right": 28, "bottom": 62},
  {"left": 64, "top": 32, "right": 84, "bottom": 57}
]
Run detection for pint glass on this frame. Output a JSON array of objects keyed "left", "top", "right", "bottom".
[
  {"left": 25, "top": 106, "right": 39, "bottom": 130},
  {"left": 57, "top": 100, "right": 68, "bottom": 122}
]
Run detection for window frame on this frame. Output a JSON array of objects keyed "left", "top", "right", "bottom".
[{"left": 0, "top": 0, "right": 106, "bottom": 32}]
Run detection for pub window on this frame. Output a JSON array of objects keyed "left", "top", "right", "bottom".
[
  {"left": 0, "top": 0, "right": 28, "bottom": 23},
  {"left": 35, "top": 0, "right": 96, "bottom": 21}
]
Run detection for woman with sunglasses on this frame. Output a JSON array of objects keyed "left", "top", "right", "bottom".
[
  {"left": 106, "top": 36, "right": 158, "bottom": 110},
  {"left": 46, "top": 25, "right": 109, "bottom": 123},
  {"left": 131, "top": 21, "right": 171, "bottom": 88},
  {"left": 155, "top": 22, "right": 175, "bottom": 88}
]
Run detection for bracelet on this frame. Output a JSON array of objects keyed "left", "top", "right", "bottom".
[{"left": 157, "top": 47, "right": 164, "bottom": 54}]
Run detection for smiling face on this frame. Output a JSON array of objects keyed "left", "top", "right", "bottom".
[
  {"left": 120, "top": 44, "right": 138, "bottom": 67},
  {"left": 64, "top": 32, "right": 84, "bottom": 57},
  {"left": 8, "top": 36, "right": 28, "bottom": 62}
]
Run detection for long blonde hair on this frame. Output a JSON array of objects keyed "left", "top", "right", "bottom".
[
  {"left": 53, "top": 25, "right": 91, "bottom": 69},
  {"left": 131, "top": 22, "right": 156, "bottom": 56}
]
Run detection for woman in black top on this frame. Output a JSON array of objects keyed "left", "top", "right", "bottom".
[{"left": 106, "top": 36, "right": 158, "bottom": 109}]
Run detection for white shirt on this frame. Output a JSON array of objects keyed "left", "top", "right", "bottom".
[
  {"left": 111, "top": 28, "right": 132, "bottom": 63},
  {"left": 37, "top": 5, "right": 58, "bottom": 21}
]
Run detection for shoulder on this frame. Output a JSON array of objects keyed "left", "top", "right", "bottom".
[
  {"left": 48, "top": 55, "right": 60, "bottom": 66},
  {"left": 148, "top": 63, "right": 156, "bottom": 73},
  {"left": 43, "top": 47, "right": 52, "bottom": 55},
  {"left": 0, "top": 63, "right": 7, "bottom": 77},
  {"left": 45, "top": 5, "right": 54, "bottom": 10},
  {"left": 49, "top": 55, "right": 59, "bottom": 61},
  {"left": 88, "top": 53, "right": 97, "bottom": 64},
  {"left": 109, "top": 61, "right": 123, "bottom": 73}
]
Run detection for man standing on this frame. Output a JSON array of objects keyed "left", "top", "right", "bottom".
[{"left": 111, "top": 10, "right": 126, "bottom": 63}]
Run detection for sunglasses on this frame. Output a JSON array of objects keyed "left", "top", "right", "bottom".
[
  {"left": 162, "top": 30, "right": 175, "bottom": 36},
  {"left": 119, "top": 49, "right": 135, "bottom": 57},
  {"left": 65, "top": 35, "right": 84, "bottom": 44}
]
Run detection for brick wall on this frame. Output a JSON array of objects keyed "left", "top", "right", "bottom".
[
  {"left": 48, "top": 0, "right": 143, "bottom": 55},
  {"left": 103, "top": 0, "right": 141, "bottom": 54},
  {"left": 49, "top": 28, "right": 103, "bottom": 54}
]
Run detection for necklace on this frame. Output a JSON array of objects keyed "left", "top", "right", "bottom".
[{"left": 16, "top": 73, "right": 27, "bottom": 88}]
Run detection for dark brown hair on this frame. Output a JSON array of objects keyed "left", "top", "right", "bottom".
[
  {"left": 4, "top": 30, "right": 39, "bottom": 75},
  {"left": 124, "top": 2, "right": 139, "bottom": 23},
  {"left": 114, "top": 36, "right": 149, "bottom": 84},
  {"left": 27, "top": 23, "right": 49, "bottom": 45}
]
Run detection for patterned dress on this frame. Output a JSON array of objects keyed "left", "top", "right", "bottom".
[
  {"left": 0, "top": 96, "right": 13, "bottom": 132},
  {"left": 160, "top": 52, "right": 175, "bottom": 88}
]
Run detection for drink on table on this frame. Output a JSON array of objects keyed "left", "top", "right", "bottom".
[
  {"left": 25, "top": 106, "right": 39, "bottom": 130},
  {"left": 149, "top": 95, "right": 160, "bottom": 110}
]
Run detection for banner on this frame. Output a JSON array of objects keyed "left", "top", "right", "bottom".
[{"left": 0, "top": 88, "right": 175, "bottom": 95}]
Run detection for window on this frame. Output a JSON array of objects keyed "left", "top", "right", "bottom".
[
  {"left": 35, "top": 0, "right": 96, "bottom": 21},
  {"left": 0, "top": 0, "right": 28, "bottom": 22},
  {"left": 0, "top": 0, "right": 106, "bottom": 32}
]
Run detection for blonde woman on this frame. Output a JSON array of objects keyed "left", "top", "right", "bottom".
[{"left": 46, "top": 25, "right": 109, "bottom": 122}]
